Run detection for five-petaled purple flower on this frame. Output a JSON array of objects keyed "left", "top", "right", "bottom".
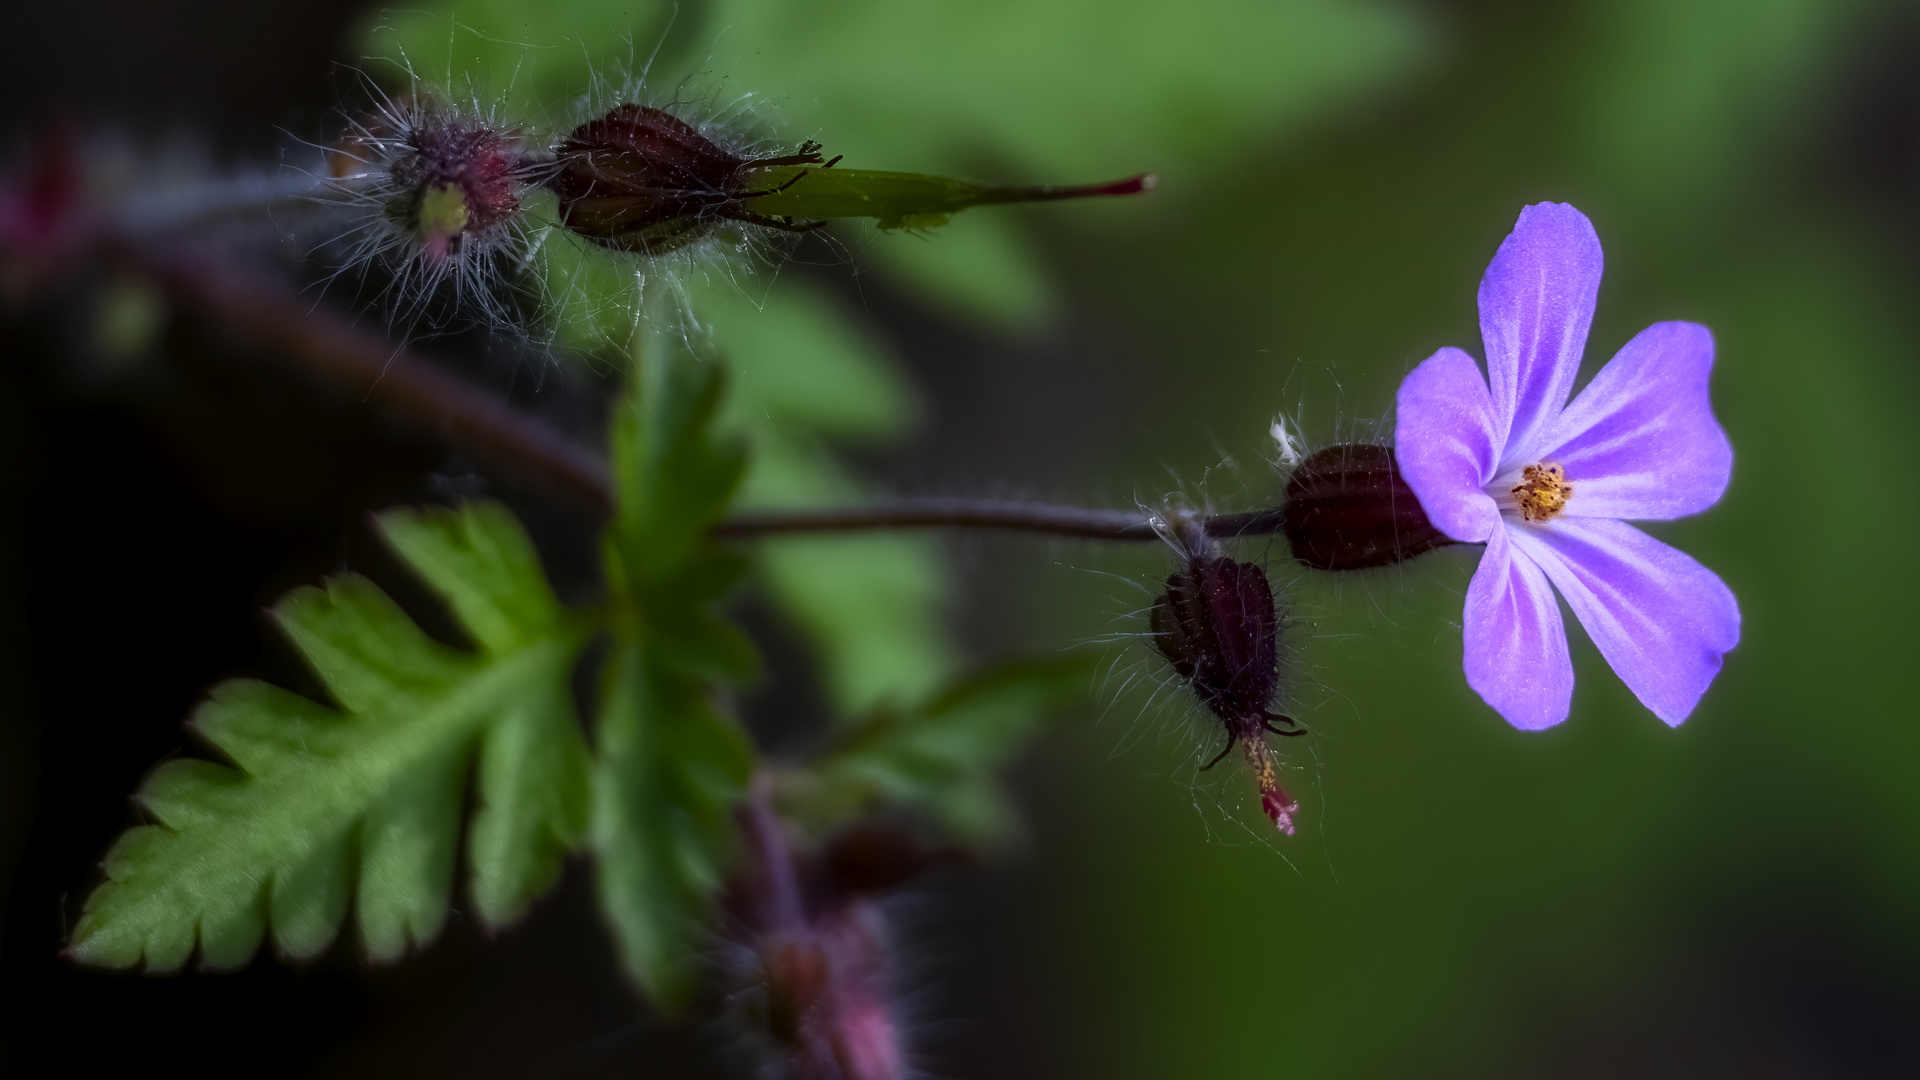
[{"left": 1395, "top": 203, "right": 1740, "bottom": 730}]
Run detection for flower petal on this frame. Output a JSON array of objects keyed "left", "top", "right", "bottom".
[
  {"left": 1463, "top": 525, "right": 1574, "bottom": 730},
  {"left": 1479, "top": 203, "right": 1603, "bottom": 464},
  {"left": 1534, "top": 321, "right": 1731, "bottom": 520},
  {"left": 1508, "top": 519, "right": 1739, "bottom": 726},
  {"left": 1394, "top": 346, "right": 1502, "bottom": 543}
]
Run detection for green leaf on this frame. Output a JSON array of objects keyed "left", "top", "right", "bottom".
[
  {"left": 592, "top": 343, "right": 758, "bottom": 1003},
  {"left": 606, "top": 345, "right": 759, "bottom": 683},
  {"left": 67, "top": 502, "right": 591, "bottom": 972},
  {"left": 737, "top": 430, "right": 952, "bottom": 714},
  {"left": 591, "top": 635, "right": 753, "bottom": 1006},
  {"left": 705, "top": 0, "right": 1431, "bottom": 325},
  {"left": 703, "top": 277, "right": 916, "bottom": 442},
  {"left": 787, "top": 656, "right": 1097, "bottom": 844},
  {"left": 382, "top": 503, "right": 595, "bottom": 925},
  {"left": 697, "top": 277, "right": 953, "bottom": 715},
  {"left": 362, "top": 5, "right": 671, "bottom": 114}
]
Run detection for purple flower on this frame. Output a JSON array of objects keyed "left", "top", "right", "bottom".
[{"left": 1394, "top": 203, "right": 1740, "bottom": 730}]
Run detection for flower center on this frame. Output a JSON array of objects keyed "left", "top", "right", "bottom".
[{"left": 1511, "top": 462, "right": 1573, "bottom": 522}]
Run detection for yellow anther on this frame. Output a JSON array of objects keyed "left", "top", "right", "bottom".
[{"left": 1512, "top": 462, "right": 1573, "bottom": 522}]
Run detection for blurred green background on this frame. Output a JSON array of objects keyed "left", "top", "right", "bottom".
[{"left": 6, "top": 0, "right": 1920, "bottom": 1075}]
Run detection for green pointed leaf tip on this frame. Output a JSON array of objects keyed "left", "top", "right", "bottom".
[
  {"left": 593, "top": 350, "right": 759, "bottom": 1003},
  {"left": 789, "top": 657, "right": 1098, "bottom": 843},
  {"left": 745, "top": 166, "right": 1154, "bottom": 231},
  {"left": 66, "top": 502, "right": 591, "bottom": 973}
]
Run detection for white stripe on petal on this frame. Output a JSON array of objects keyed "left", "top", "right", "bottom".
[
  {"left": 1463, "top": 526, "right": 1574, "bottom": 730},
  {"left": 1534, "top": 321, "right": 1731, "bottom": 521},
  {"left": 1478, "top": 203, "right": 1603, "bottom": 465},
  {"left": 1508, "top": 518, "right": 1739, "bottom": 725}
]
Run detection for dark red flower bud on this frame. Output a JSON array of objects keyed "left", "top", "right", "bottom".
[
  {"left": 1149, "top": 536, "right": 1302, "bottom": 833},
  {"left": 548, "top": 104, "right": 832, "bottom": 255},
  {"left": 1280, "top": 443, "right": 1450, "bottom": 571}
]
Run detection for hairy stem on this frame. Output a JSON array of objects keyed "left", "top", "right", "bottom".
[
  {"left": 716, "top": 499, "right": 1290, "bottom": 542},
  {"left": 120, "top": 248, "right": 1290, "bottom": 544},
  {"left": 139, "top": 250, "right": 616, "bottom": 515}
]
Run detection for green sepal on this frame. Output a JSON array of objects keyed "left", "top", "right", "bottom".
[{"left": 66, "top": 502, "right": 592, "bottom": 972}]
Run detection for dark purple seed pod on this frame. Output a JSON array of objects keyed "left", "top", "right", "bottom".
[
  {"left": 548, "top": 103, "right": 833, "bottom": 255},
  {"left": 1151, "top": 556, "right": 1280, "bottom": 730},
  {"left": 1149, "top": 544, "right": 1301, "bottom": 833},
  {"left": 1280, "top": 443, "right": 1451, "bottom": 571}
]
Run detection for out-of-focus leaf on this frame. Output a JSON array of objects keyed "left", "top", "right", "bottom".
[
  {"left": 701, "top": 276, "right": 914, "bottom": 441},
  {"left": 1584, "top": 0, "right": 1847, "bottom": 201},
  {"left": 740, "top": 430, "right": 952, "bottom": 713},
  {"left": 67, "top": 503, "right": 591, "bottom": 971},
  {"left": 593, "top": 341, "right": 757, "bottom": 1004},
  {"left": 706, "top": 0, "right": 1430, "bottom": 324},
  {"left": 362, "top": 4, "right": 670, "bottom": 112},
  {"left": 784, "top": 657, "right": 1097, "bottom": 843},
  {"left": 697, "top": 279, "right": 952, "bottom": 714}
]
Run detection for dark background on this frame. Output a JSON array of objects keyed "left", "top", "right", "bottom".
[{"left": 7, "top": 0, "right": 1920, "bottom": 1076}]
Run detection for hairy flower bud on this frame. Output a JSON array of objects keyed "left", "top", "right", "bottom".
[
  {"left": 548, "top": 103, "right": 834, "bottom": 255},
  {"left": 356, "top": 106, "right": 529, "bottom": 265},
  {"left": 1149, "top": 527, "right": 1302, "bottom": 833},
  {"left": 319, "top": 94, "right": 541, "bottom": 332},
  {"left": 1280, "top": 443, "right": 1450, "bottom": 571}
]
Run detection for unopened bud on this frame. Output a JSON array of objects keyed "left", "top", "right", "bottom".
[
  {"left": 548, "top": 104, "right": 832, "bottom": 255},
  {"left": 1280, "top": 444, "right": 1450, "bottom": 571},
  {"left": 377, "top": 110, "right": 527, "bottom": 265},
  {"left": 548, "top": 102, "right": 1155, "bottom": 252}
]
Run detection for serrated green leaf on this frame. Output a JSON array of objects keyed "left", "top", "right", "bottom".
[
  {"left": 67, "top": 502, "right": 591, "bottom": 971},
  {"left": 593, "top": 343, "right": 761, "bottom": 1003},
  {"left": 787, "top": 657, "right": 1096, "bottom": 843},
  {"left": 380, "top": 503, "right": 594, "bottom": 928},
  {"left": 592, "top": 636, "right": 753, "bottom": 1005}
]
